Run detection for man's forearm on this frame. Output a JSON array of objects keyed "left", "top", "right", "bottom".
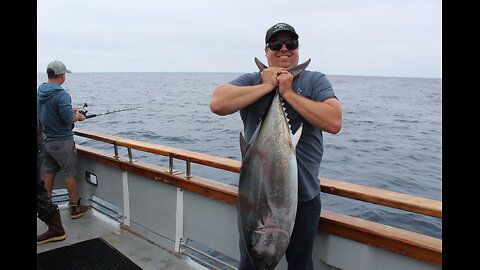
[
  {"left": 210, "top": 83, "right": 274, "bottom": 116},
  {"left": 282, "top": 91, "right": 342, "bottom": 134}
]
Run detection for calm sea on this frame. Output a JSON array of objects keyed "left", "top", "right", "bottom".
[{"left": 37, "top": 72, "right": 442, "bottom": 239}]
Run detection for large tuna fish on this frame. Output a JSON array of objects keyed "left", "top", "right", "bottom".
[{"left": 237, "top": 58, "right": 310, "bottom": 269}]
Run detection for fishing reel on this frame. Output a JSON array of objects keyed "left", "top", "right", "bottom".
[{"left": 78, "top": 103, "right": 88, "bottom": 117}]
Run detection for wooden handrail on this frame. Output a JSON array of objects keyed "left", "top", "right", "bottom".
[
  {"left": 73, "top": 128, "right": 442, "bottom": 218},
  {"left": 74, "top": 128, "right": 241, "bottom": 173},
  {"left": 320, "top": 178, "right": 442, "bottom": 218}
]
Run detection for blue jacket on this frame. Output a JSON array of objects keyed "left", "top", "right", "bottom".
[{"left": 37, "top": 83, "right": 75, "bottom": 141}]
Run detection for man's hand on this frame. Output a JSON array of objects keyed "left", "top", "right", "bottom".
[
  {"left": 277, "top": 71, "right": 294, "bottom": 97},
  {"left": 72, "top": 108, "right": 86, "bottom": 123},
  {"left": 261, "top": 67, "right": 284, "bottom": 90},
  {"left": 77, "top": 112, "right": 86, "bottom": 121}
]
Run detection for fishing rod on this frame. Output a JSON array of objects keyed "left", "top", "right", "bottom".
[{"left": 78, "top": 103, "right": 141, "bottom": 119}]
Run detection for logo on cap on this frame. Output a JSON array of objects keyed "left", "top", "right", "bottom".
[{"left": 273, "top": 23, "right": 290, "bottom": 33}]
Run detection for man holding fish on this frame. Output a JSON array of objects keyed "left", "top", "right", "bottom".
[{"left": 210, "top": 23, "right": 342, "bottom": 269}]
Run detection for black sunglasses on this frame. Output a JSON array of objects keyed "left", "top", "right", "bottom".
[{"left": 266, "top": 39, "right": 299, "bottom": 51}]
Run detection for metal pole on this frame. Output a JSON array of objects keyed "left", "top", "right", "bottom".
[
  {"left": 185, "top": 159, "right": 191, "bottom": 179},
  {"left": 113, "top": 144, "right": 119, "bottom": 159},
  {"left": 169, "top": 154, "right": 174, "bottom": 173},
  {"left": 127, "top": 147, "right": 133, "bottom": 163}
]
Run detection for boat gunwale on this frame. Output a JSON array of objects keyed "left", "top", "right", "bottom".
[{"left": 74, "top": 128, "right": 441, "bottom": 218}]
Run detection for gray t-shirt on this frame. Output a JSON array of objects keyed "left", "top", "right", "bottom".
[{"left": 230, "top": 70, "right": 337, "bottom": 201}]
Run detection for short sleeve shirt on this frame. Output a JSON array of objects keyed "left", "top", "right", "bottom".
[{"left": 230, "top": 70, "right": 337, "bottom": 201}]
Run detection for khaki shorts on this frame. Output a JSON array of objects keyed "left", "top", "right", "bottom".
[{"left": 43, "top": 139, "right": 77, "bottom": 177}]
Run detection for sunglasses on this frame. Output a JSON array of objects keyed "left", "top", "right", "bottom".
[{"left": 266, "top": 39, "right": 299, "bottom": 51}]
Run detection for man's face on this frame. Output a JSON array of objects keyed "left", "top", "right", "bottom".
[
  {"left": 59, "top": 73, "right": 66, "bottom": 85},
  {"left": 265, "top": 32, "right": 299, "bottom": 69}
]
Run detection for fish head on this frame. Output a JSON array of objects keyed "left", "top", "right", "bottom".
[{"left": 250, "top": 227, "right": 290, "bottom": 269}]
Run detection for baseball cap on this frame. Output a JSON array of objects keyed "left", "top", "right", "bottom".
[
  {"left": 265, "top": 23, "right": 299, "bottom": 43},
  {"left": 46, "top": 60, "right": 71, "bottom": 75}
]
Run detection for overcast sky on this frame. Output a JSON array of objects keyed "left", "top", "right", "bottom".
[{"left": 37, "top": 0, "right": 441, "bottom": 78}]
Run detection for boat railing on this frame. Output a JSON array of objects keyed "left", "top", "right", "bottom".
[{"left": 72, "top": 128, "right": 442, "bottom": 266}]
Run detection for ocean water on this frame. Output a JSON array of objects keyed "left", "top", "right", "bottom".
[{"left": 37, "top": 72, "right": 442, "bottom": 239}]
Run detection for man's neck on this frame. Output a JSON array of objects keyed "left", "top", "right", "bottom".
[{"left": 47, "top": 78, "right": 63, "bottom": 85}]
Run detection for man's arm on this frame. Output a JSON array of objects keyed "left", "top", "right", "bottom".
[
  {"left": 71, "top": 107, "right": 86, "bottom": 123},
  {"left": 210, "top": 68, "right": 284, "bottom": 116},
  {"left": 278, "top": 72, "right": 342, "bottom": 134},
  {"left": 57, "top": 92, "right": 83, "bottom": 124},
  {"left": 210, "top": 83, "right": 273, "bottom": 116}
]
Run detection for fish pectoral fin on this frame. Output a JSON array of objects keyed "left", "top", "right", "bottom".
[
  {"left": 240, "top": 132, "right": 249, "bottom": 158},
  {"left": 291, "top": 123, "right": 303, "bottom": 149}
]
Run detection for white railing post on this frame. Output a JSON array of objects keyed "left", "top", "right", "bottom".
[
  {"left": 122, "top": 170, "right": 131, "bottom": 227},
  {"left": 175, "top": 187, "right": 184, "bottom": 252}
]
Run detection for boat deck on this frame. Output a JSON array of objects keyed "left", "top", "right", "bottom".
[{"left": 36, "top": 205, "right": 207, "bottom": 270}]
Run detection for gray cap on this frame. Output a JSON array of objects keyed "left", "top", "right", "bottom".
[{"left": 46, "top": 60, "right": 71, "bottom": 75}]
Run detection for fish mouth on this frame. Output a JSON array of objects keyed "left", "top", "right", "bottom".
[
  {"left": 253, "top": 226, "right": 290, "bottom": 245},
  {"left": 251, "top": 226, "right": 290, "bottom": 266}
]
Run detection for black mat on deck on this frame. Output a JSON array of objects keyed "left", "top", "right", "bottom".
[{"left": 37, "top": 237, "right": 142, "bottom": 270}]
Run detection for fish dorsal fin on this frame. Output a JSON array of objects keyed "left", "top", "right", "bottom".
[
  {"left": 291, "top": 123, "right": 303, "bottom": 149},
  {"left": 239, "top": 133, "right": 248, "bottom": 158}
]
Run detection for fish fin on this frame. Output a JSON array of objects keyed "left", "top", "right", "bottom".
[
  {"left": 250, "top": 118, "right": 263, "bottom": 142},
  {"left": 288, "top": 58, "right": 311, "bottom": 77},
  {"left": 291, "top": 124, "right": 303, "bottom": 149},
  {"left": 254, "top": 57, "right": 268, "bottom": 71},
  {"left": 240, "top": 115, "right": 264, "bottom": 158},
  {"left": 240, "top": 132, "right": 248, "bottom": 158},
  {"left": 280, "top": 95, "right": 295, "bottom": 132}
]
